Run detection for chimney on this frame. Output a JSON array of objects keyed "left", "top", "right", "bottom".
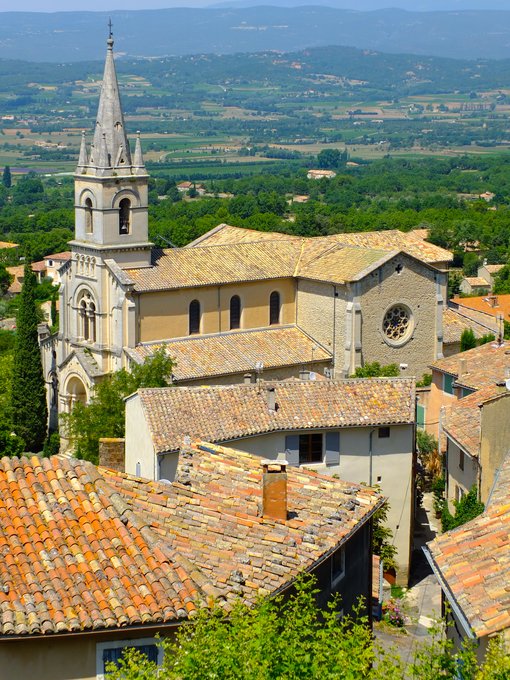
[
  {"left": 458, "top": 358, "right": 467, "bottom": 379},
  {"left": 299, "top": 369, "right": 310, "bottom": 381},
  {"left": 244, "top": 373, "right": 253, "bottom": 384},
  {"left": 261, "top": 459, "right": 288, "bottom": 521},
  {"left": 98, "top": 438, "right": 125, "bottom": 472},
  {"left": 266, "top": 386, "right": 276, "bottom": 412},
  {"left": 488, "top": 295, "right": 498, "bottom": 308}
]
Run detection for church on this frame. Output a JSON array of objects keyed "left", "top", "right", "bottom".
[{"left": 40, "top": 33, "right": 453, "bottom": 426}]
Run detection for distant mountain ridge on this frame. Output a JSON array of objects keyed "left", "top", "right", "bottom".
[{"left": 1, "top": 7, "right": 510, "bottom": 61}]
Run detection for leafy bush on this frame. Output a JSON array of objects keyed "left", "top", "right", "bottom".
[{"left": 441, "top": 486, "right": 484, "bottom": 532}]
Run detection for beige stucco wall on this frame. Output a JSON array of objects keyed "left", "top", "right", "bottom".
[
  {"left": 158, "top": 424, "right": 413, "bottom": 581},
  {"left": 357, "top": 254, "right": 443, "bottom": 380},
  {"left": 296, "top": 279, "right": 347, "bottom": 378},
  {"left": 125, "top": 396, "right": 157, "bottom": 480},
  {"left": 424, "top": 371, "right": 459, "bottom": 443},
  {"left": 176, "top": 363, "right": 332, "bottom": 387},
  {"left": 446, "top": 439, "right": 478, "bottom": 510},
  {"left": 137, "top": 278, "right": 296, "bottom": 342},
  {"left": 0, "top": 629, "right": 174, "bottom": 680},
  {"left": 479, "top": 393, "right": 510, "bottom": 503}
]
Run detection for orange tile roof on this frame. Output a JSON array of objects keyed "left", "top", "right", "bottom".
[
  {"left": 427, "top": 451, "right": 510, "bottom": 641},
  {"left": 452, "top": 295, "right": 510, "bottom": 322},
  {"left": 46, "top": 251, "right": 72, "bottom": 261},
  {"left": 189, "top": 224, "right": 452, "bottom": 265},
  {"left": 431, "top": 341, "right": 510, "bottom": 390},
  {"left": 0, "top": 448, "right": 383, "bottom": 637},
  {"left": 0, "top": 241, "right": 18, "bottom": 249},
  {"left": 134, "top": 378, "right": 416, "bottom": 454},
  {"left": 442, "top": 308, "right": 498, "bottom": 345},
  {"left": 443, "top": 384, "right": 507, "bottom": 457},
  {"left": 129, "top": 326, "right": 332, "bottom": 382}
]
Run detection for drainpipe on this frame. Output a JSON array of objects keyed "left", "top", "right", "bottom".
[{"left": 369, "top": 428, "right": 377, "bottom": 486}]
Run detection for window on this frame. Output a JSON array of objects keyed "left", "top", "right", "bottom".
[
  {"left": 119, "top": 197, "right": 131, "bottom": 235},
  {"left": 331, "top": 546, "right": 345, "bottom": 587},
  {"left": 85, "top": 197, "right": 93, "bottom": 233},
  {"left": 79, "top": 292, "right": 97, "bottom": 343},
  {"left": 378, "top": 427, "right": 390, "bottom": 439},
  {"left": 269, "top": 291, "right": 281, "bottom": 326},
  {"left": 382, "top": 304, "right": 413, "bottom": 346},
  {"left": 443, "top": 374, "right": 455, "bottom": 395},
  {"left": 459, "top": 450, "right": 464, "bottom": 471},
  {"left": 96, "top": 638, "right": 161, "bottom": 680},
  {"left": 189, "top": 299, "right": 200, "bottom": 335},
  {"left": 299, "top": 433, "right": 323, "bottom": 464},
  {"left": 230, "top": 295, "right": 241, "bottom": 330}
]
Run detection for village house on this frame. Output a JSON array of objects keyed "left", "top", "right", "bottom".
[
  {"left": 441, "top": 307, "right": 498, "bottom": 358},
  {"left": 124, "top": 378, "right": 416, "bottom": 581},
  {"left": 424, "top": 450, "right": 510, "bottom": 661},
  {"left": 451, "top": 293, "right": 510, "bottom": 331},
  {"left": 307, "top": 169, "right": 337, "bottom": 179},
  {"left": 0, "top": 445, "right": 383, "bottom": 680},
  {"left": 442, "top": 383, "right": 510, "bottom": 508},
  {"left": 421, "top": 340, "right": 510, "bottom": 442}
]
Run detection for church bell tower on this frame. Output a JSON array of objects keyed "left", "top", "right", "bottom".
[{"left": 71, "top": 26, "right": 152, "bottom": 268}]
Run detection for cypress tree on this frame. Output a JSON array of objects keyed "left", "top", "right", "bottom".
[
  {"left": 2, "top": 165, "right": 11, "bottom": 189},
  {"left": 11, "top": 260, "right": 47, "bottom": 452}
]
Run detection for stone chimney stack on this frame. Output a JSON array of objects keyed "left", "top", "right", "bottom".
[
  {"left": 98, "top": 438, "right": 125, "bottom": 472},
  {"left": 266, "top": 386, "right": 276, "bottom": 412},
  {"left": 244, "top": 373, "right": 253, "bottom": 384},
  {"left": 261, "top": 460, "right": 288, "bottom": 521},
  {"left": 458, "top": 358, "right": 467, "bottom": 379},
  {"left": 299, "top": 369, "right": 310, "bottom": 380}
]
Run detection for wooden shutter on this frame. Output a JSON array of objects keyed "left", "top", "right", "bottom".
[
  {"left": 285, "top": 434, "right": 299, "bottom": 466},
  {"left": 325, "top": 431, "right": 340, "bottom": 466}
]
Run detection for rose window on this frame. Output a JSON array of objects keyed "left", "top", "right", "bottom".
[{"left": 383, "top": 305, "right": 412, "bottom": 343}]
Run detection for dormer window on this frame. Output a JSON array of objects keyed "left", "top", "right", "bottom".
[{"left": 119, "top": 198, "right": 131, "bottom": 235}]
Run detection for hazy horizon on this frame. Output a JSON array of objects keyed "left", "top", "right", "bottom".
[{"left": 0, "top": 0, "right": 507, "bottom": 11}]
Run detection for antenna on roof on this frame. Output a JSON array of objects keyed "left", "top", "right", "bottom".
[{"left": 155, "top": 234, "right": 178, "bottom": 248}]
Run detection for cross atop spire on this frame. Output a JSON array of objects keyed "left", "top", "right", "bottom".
[{"left": 107, "top": 18, "right": 114, "bottom": 49}]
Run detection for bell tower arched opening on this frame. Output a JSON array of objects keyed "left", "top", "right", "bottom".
[{"left": 119, "top": 197, "right": 131, "bottom": 235}]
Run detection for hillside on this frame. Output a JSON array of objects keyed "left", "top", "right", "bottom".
[{"left": 1, "top": 8, "right": 510, "bottom": 61}]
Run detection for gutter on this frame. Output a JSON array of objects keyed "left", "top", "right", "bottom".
[{"left": 422, "top": 546, "right": 476, "bottom": 641}]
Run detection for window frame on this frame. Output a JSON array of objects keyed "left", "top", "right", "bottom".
[
  {"left": 229, "top": 294, "right": 241, "bottom": 330},
  {"left": 378, "top": 426, "right": 390, "bottom": 439},
  {"left": 331, "top": 546, "right": 346, "bottom": 588},
  {"left": 269, "top": 291, "right": 281, "bottom": 326},
  {"left": 96, "top": 637, "right": 162, "bottom": 680},
  {"left": 443, "top": 373, "right": 455, "bottom": 395},
  {"left": 189, "top": 299, "right": 201, "bottom": 335},
  {"left": 298, "top": 432, "right": 323, "bottom": 465}
]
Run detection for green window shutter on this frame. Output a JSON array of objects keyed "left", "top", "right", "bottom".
[
  {"left": 444, "top": 374, "right": 455, "bottom": 395},
  {"left": 325, "top": 431, "right": 340, "bottom": 466},
  {"left": 417, "top": 404, "right": 425, "bottom": 429},
  {"left": 285, "top": 434, "right": 299, "bottom": 466}
]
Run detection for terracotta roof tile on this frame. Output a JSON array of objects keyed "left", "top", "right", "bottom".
[
  {"left": 428, "top": 452, "right": 510, "bottom": 641},
  {"left": 442, "top": 384, "right": 507, "bottom": 457},
  {"left": 188, "top": 224, "right": 452, "bottom": 265},
  {"left": 442, "top": 308, "right": 498, "bottom": 344},
  {"left": 452, "top": 295, "right": 510, "bottom": 322},
  {"left": 0, "top": 449, "right": 383, "bottom": 636},
  {"left": 129, "top": 326, "right": 332, "bottom": 382},
  {"left": 126, "top": 225, "right": 451, "bottom": 293},
  {"left": 134, "top": 378, "right": 415, "bottom": 454},
  {"left": 431, "top": 341, "right": 510, "bottom": 390}
]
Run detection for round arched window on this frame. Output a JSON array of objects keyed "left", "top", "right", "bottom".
[{"left": 382, "top": 304, "right": 413, "bottom": 346}]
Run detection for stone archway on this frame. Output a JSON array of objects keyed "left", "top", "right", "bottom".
[{"left": 64, "top": 375, "right": 88, "bottom": 412}]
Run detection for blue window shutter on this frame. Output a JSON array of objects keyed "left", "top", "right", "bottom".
[
  {"left": 325, "top": 431, "right": 340, "bottom": 466},
  {"left": 285, "top": 434, "right": 299, "bottom": 466}
]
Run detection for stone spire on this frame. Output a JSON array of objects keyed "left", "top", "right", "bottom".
[
  {"left": 91, "top": 28, "right": 131, "bottom": 171},
  {"left": 77, "top": 131, "right": 88, "bottom": 170},
  {"left": 133, "top": 131, "right": 145, "bottom": 173}
]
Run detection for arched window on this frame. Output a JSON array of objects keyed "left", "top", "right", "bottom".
[
  {"left": 189, "top": 300, "right": 200, "bottom": 335},
  {"left": 230, "top": 295, "right": 241, "bottom": 330},
  {"left": 269, "top": 291, "right": 281, "bottom": 326},
  {"left": 119, "top": 198, "right": 131, "bottom": 235},
  {"left": 78, "top": 292, "right": 97, "bottom": 343},
  {"left": 85, "top": 197, "right": 93, "bottom": 233}
]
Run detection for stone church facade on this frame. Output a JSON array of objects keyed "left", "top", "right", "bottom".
[{"left": 40, "top": 35, "right": 452, "bottom": 428}]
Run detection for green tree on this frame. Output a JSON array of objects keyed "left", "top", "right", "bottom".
[
  {"left": 460, "top": 328, "right": 477, "bottom": 352},
  {"left": 61, "top": 349, "right": 173, "bottom": 463},
  {"left": 317, "top": 148, "right": 346, "bottom": 170},
  {"left": 351, "top": 362, "right": 400, "bottom": 378},
  {"left": 493, "top": 264, "right": 510, "bottom": 294},
  {"left": 441, "top": 485, "right": 484, "bottom": 532},
  {"left": 372, "top": 500, "right": 397, "bottom": 572},
  {"left": 0, "top": 264, "right": 12, "bottom": 296},
  {"left": 104, "top": 575, "right": 510, "bottom": 680},
  {"left": 11, "top": 260, "right": 47, "bottom": 452},
  {"left": 2, "top": 165, "right": 11, "bottom": 189}
]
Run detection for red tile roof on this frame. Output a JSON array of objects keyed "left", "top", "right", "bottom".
[
  {"left": 0, "top": 448, "right": 383, "bottom": 637},
  {"left": 431, "top": 341, "right": 510, "bottom": 390},
  {"left": 427, "top": 452, "right": 510, "bottom": 641},
  {"left": 135, "top": 379, "right": 416, "bottom": 454}
]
